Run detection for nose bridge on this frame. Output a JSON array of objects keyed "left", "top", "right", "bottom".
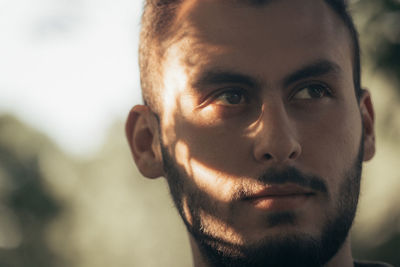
[{"left": 252, "top": 100, "right": 301, "bottom": 163}]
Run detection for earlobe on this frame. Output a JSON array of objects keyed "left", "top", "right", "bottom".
[
  {"left": 125, "top": 105, "right": 164, "bottom": 178},
  {"left": 359, "top": 89, "right": 376, "bottom": 162}
]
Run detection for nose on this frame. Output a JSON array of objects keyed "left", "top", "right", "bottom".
[{"left": 252, "top": 103, "right": 302, "bottom": 164}]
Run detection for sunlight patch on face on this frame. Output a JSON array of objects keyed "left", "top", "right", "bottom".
[
  {"left": 199, "top": 209, "right": 246, "bottom": 246},
  {"left": 182, "top": 194, "right": 194, "bottom": 226},
  {"left": 174, "top": 140, "right": 193, "bottom": 178},
  {"left": 188, "top": 157, "right": 238, "bottom": 203},
  {"left": 161, "top": 46, "right": 189, "bottom": 135},
  {"left": 243, "top": 114, "right": 264, "bottom": 138}
]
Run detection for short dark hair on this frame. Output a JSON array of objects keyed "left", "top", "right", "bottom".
[{"left": 139, "top": 0, "right": 362, "bottom": 112}]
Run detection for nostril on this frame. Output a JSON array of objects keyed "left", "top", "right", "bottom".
[
  {"left": 264, "top": 153, "right": 272, "bottom": 160},
  {"left": 289, "top": 151, "right": 297, "bottom": 159}
]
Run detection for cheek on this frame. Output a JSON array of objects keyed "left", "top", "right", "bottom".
[
  {"left": 329, "top": 103, "right": 362, "bottom": 165},
  {"left": 167, "top": 95, "right": 257, "bottom": 178},
  {"left": 299, "top": 101, "right": 362, "bottom": 193},
  {"left": 174, "top": 118, "right": 254, "bottom": 178},
  {"left": 165, "top": 122, "right": 249, "bottom": 210}
]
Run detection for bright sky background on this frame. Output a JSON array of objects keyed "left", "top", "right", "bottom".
[{"left": 0, "top": 0, "right": 143, "bottom": 156}]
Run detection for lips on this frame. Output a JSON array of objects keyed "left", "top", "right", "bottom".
[
  {"left": 245, "top": 184, "right": 315, "bottom": 199},
  {"left": 243, "top": 184, "right": 316, "bottom": 210}
]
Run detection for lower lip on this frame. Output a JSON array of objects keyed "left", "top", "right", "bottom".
[{"left": 248, "top": 194, "right": 313, "bottom": 211}]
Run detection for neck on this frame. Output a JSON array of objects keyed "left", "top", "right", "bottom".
[
  {"left": 189, "top": 234, "right": 355, "bottom": 267},
  {"left": 190, "top": 236, "right": 208, "bottom": 267},
  {"left": 324, "top": 236, "right": 354, "bottom": 267}
]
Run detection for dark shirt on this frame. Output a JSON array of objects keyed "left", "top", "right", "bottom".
[{"left": 354, "top": 260, "right": 395, "bottom": 267}]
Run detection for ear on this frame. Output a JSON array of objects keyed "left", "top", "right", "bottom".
[
  {"left": 125, "top": 105, "right": 164, "bottom": 178},
  {"left": 359, "top": 89, "right": 375, "bottom": 162}
]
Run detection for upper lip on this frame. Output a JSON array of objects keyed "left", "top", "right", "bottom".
[{"left": 243, "top": 184, "right": 315, "bottom": 200}]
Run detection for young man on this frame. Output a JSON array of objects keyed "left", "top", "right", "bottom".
[{"left": 126, "top": 0, "right": 392, "bottom": 266}]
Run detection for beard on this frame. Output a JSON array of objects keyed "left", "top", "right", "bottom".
[{"left": 160, "top": 137, "right": 363, "bottom": 267}]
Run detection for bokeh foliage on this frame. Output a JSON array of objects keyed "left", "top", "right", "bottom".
[
  {"left": 354, "top": 0, "right": 400, "bottom": 96},
  {"left": 0, "top": 115, "right": 65, "bottom": 267},
  {"left": 0, "top": 115, "right": 192, "bottom": 267}
]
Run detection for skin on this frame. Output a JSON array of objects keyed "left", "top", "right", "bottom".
[{"left": 126, "top": 0, "right": 376, "bottom": 266}]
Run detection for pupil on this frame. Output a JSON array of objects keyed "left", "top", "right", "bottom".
[
  {"left": 309, "top": 86, "right": 324, "bottom": 98},
  {"left": 226, "top": 92, "right": 242, "bottom": 104}
]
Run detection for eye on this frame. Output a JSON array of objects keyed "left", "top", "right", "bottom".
[
  {"left": 292, "top": 84, "right": 332, "bottom": 100},
  {"left": 213, "top": 88, "right": 248, "bottom": 106}
]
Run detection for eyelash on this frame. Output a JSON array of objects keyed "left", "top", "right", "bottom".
[
  {"left": 202, "top": 82, "right": 332, "bottom": 107},
  {"left": 290, "top": 82, "right": 333, "bottom": 100},
  {"left": 212, "top": 88, "right": 249, "bottom": 105}
]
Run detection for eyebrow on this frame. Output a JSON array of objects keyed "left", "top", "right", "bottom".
[
  {"left": 192, "top": 59, "right": 341, "bottom": 90},
  {"left": 282, "top": 60, "right": 341, "bottom": 87},
  {"left": 192, "top": 70, "right": 261, "bottom": 90}
]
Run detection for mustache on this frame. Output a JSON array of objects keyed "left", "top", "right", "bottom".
[
  {"left": 236, "top": 167, "right": 328, "bottom": 200},
  {"left": 257, "top": 167, "right": 328, "bottom": 193}
]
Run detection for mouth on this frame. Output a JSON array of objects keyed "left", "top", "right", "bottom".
[{"left": 243, "top": 184, "right": 316, "bottom": 211}]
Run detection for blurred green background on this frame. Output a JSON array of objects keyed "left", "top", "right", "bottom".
[{"left": 0, "top": 0, "right": 399, "bottom": 266}]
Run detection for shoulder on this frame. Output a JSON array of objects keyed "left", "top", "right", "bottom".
[{"left": 354, "top": 260, "right": 395, "bottom": 267}]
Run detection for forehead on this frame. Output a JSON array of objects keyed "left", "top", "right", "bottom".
[{"left": 162, "top": 0, "right": 352, "bottom": 91}]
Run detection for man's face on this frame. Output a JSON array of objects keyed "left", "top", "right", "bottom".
[{"left": 148, "top": 0, "right": 374, "bottom": 265}]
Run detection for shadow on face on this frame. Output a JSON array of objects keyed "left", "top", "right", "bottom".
[{"left": 127, "top": 0, "right": 376, "bottom": 266}]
